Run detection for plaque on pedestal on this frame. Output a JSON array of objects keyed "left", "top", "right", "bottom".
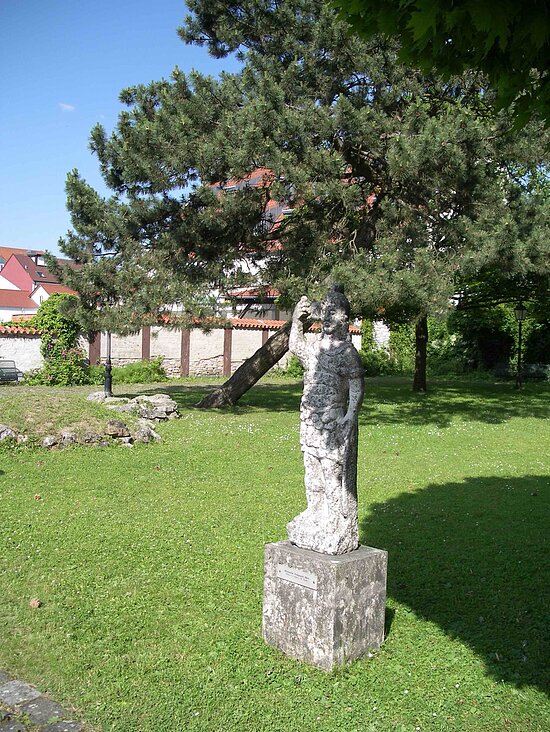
[{"left": 263, "top": 540, "right": 388, "bottom": 671}]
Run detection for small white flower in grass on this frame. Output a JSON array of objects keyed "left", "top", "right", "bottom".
[
  {"left": 404, "top": 689, "right": 409, "bottom": 694},
  {"left": 455, "top": 683, "right": 460, "bottom": 688}
]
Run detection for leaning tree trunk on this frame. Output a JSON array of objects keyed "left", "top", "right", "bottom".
[
  {"left": 413, "top": 315, "right": 428, "bottom": 393},
  {"left": 195, "top": 320, "right": 293, "bottom": 408}
]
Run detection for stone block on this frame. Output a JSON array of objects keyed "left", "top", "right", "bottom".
[
  {"left": 0, "top": 719, "right": 26, "bottom": 732},
  {"left": 263, "top": 540, "right": 387, "bottom": 671},
  {"left": 18, "top": 696, "right": 66, "bottom": 725},
  {"left": 43, "top": 722, "right": 83, "bottom": 732},
  {"left": 0, "top": 680, "right": 41, "bottom": 705}
]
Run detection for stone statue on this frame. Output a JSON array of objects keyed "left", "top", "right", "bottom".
[{"left": 287, "top": 284, "right": 364, "bottom": 555}]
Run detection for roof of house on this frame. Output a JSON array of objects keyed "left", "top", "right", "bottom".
[
  {"left": 0, "top": 289, "right": 38, "bottom": 309},
  {"left": 226, "top": 287, "right": 280, "bottom": 300},
  {"left": 0, "top": 246, "right": 44, "bottom": 262},
  {"left": 32, "top": 282, "right": 78, "bottom": 296},
  {"left": 212, "top": 167, "right": 275, "bottom": 190},
  {"left": 11, "top": 254, "right": 60, "bottom": 284}
]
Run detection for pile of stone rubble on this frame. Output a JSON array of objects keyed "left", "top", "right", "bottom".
[{"left": 0, "top": 393, "right": 179, "bottom": 449}]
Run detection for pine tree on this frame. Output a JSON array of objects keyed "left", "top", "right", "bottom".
[{"left": 57, "top": 0, "right": 549, "bottom": 400}]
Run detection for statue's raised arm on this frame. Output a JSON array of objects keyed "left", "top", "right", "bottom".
[
  {"left": 287, "top": 284, "right": 365, "bottom": 555},
  {"left": 289, "top": 296, "right": 312, "bottom": 366}
]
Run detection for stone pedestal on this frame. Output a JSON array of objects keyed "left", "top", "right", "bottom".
[{"left": 263, "top": 540, "right": 388, "bottom": 671}]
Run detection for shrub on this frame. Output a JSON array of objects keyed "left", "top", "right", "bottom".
[
  {"left": 88, "top": 356, "right": 168, "bottom": 385},
  {"left": 360, "top": 347, "right": 393, "bottom": 376},
  {"left": 274, "top": 354, "right": 304, "bottom": 378},
  {"left": 426, "top": 317, "right": 466, "bottom": 375},
  {"left": 24, "top": 294, "right": 91, "bottom": 386},
  {"left": 388, "top": 322, "right": 415, "bottom": 374},
  {"left": 524, "top": 320, "right": 550, "bottom": 363},
  {"left": 25, "top": 345, "right": 91, "bottom": 386}
]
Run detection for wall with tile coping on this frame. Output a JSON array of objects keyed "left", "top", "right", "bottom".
[{"left": 1, "top": 324, "right": 363, "bottom": 377}]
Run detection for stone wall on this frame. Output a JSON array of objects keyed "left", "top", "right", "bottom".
[
  {"left": 1, "top": 321, "right": 363, "bottom": 377},
  {"left": 231, "top": 328, "right": 264, "bottom": 372},
  {"left": 0, "top": 332, "right": 42, "bottom": 372},
  {"left": 189, "top": 328, "right": 225, "bottom": 376}
]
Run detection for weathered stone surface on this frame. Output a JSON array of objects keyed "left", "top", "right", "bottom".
[
  {"left": 81, "top": 432, "right": 103, "bottom": 444},
  {"left": 0, "top": 680, "right": 41, "bottom": 706},
  {"left": 0, "top": 719, "right": 26, "bottom": 731},
  {"left": 132, "top": 394, "right": 178, "bottom": 421},
  {"left": 18, "top": 696, "right": 66, "bottom": 725},
  {"left": 105, "top": 420, "right": 130, "bottom": 438},
  {"left": 86, "top": 392, "right": 106, "bottom": 402},
  {"left": 132, "top": 422, "right": 161, "bottom": 444},
  {"left": 263, "top": 541, "right": 387, "bottom": 671},
  {"left": 43, "top": 723, "right": 83, "bottom": 732},
  {"left": 41, "top": 435, "right": 59, "bottom": 448},
  {"left": 104, "top": 397, "right": 130, "bottom": 405},
  {"left": 59, "top": 431, "right": 77, "bottom": 446},
  {"left": 0, "top": 672, "right": 10, "bottom": 685},
  {"left": 134, "top": 394, "right": 177, "bottom": 410},
  {"left": 0, "top": 425, "right": 17, "bottom": 442},
  {"left": 15, "top": 435, "right": 28, "bottom": 445},
  {"left": 287, "top": 286, "right": 364, "bottom": 555},
  {"left": 104, "top": 402, "right": 138, "bottom": 414}
]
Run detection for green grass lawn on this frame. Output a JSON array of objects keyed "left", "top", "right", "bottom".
[{"left": 0, "top": 377, "right": 549, "bottom": 731}]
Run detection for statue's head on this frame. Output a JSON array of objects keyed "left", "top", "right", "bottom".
[{"left": 321, "top": 283, "right": 350, "bottom": 338}]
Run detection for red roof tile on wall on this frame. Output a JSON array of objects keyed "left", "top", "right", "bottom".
[
  {"left": 228, "top": 318, "right": 361, "bottom": 334},
  {"left": 230, "top": 318, "right": 287, "bottom": 330},
  {"left": 0, "top": 324, "right": 40, "bottom": 335}
]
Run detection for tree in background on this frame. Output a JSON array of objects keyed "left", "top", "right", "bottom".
[
  {"left": 56, "top": 0, "right": 549, "bottom": 400},
  {"left": 335, "top": 0, "right": 550, "bottom": 127}
]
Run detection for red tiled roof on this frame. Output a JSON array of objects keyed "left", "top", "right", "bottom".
[
  {"left": 12, "top": 254, "right": 59, "bottom": 284},
  {"left": 215, "top": 167, "right": 275, "bottom": 189},
  {"left": 227, "top": 287, "right": 280, "bottom": 299},
  {"left": 0, "top": 324, "right": 40, "bottom": 335},
  {"left": 0, "top": 289, "right": 37, "bottom": 309},
  {"left": 32, "top": 282, "right": 78, "bottom": 296},
  {"left": 0, "top": 246, "right": 44, "bottom": 262}
]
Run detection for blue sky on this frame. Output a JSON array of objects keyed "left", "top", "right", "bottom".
[{"left": 0, "top": 0, "right": 239, "bottom": 257}]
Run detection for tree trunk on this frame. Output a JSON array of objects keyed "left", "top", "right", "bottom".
[
  {"left": 413, "top": 315, "right": 428, "bottom": 393},
  {"left": 195, "top": 321, "right": 293, "bottom": 408}
]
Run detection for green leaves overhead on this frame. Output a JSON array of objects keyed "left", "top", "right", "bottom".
[{"left": 335, "top": 0, "right": 550, "bottom": 127}]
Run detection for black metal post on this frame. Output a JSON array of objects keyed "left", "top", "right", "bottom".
[
  {"left": 104, "top": 331, "right": 113, "bottom": 397},
  {"left": 515, "top": 319, "right": 523, "bottom": 390}
]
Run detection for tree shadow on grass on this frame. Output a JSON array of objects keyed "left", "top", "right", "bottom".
[
  {"left": 130, "top": 379, "right": 550, "bottom": 428},
  {"left": 360, "top": 475, "right": 550, "bottom": 694},
  {"left": 358, "top": 380, "right": 550, "bottom": 429},
  {"left": 127, "top": 381, "right": 304, "bottom": 414}
]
